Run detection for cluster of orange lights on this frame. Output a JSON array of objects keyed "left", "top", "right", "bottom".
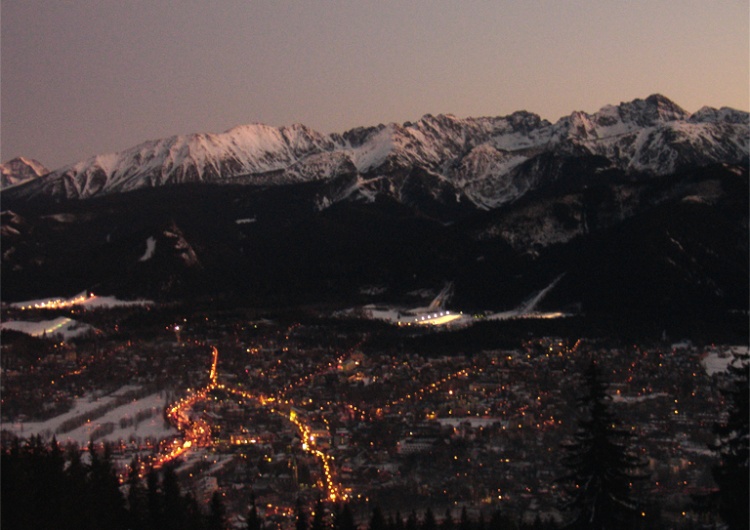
[
  {"left": 208, "top": 347, "right": 219, "bottom": 385},
  {"left": 17, "top": 293, "right": 95, "bottom": 311},
  {"left": 157, "top": 348, "right": 223, "bottom": 467},
  {"left": 386, "top": 368, "right": 470, "bottom": 408},
  {"left": 287, "top": 408, "right": 346, "bottom": 503},
  {"left": 152, "top": 440, "right": 193, "bottom": 469},
  {"left": 157, "top": 345, "right": 346, "bottom": 503}
]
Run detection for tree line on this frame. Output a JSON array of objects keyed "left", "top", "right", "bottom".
[{"left": 0, "top": 438, "right": 227, "bottom": 530}]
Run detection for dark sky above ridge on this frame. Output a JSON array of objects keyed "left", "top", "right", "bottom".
[{"left": 2, "top": 0, "right": 748, "bottom": 169}]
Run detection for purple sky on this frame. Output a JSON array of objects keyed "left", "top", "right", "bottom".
[{"left": 2, "top": 1, "right": 748, "bottom": 170}]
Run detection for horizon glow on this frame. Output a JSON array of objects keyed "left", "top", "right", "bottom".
[{"left": 2, "top": 1, "right": 748, "bottom": 169}]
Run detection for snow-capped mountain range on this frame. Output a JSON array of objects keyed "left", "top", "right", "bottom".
[
  {"left": 4, "top": 94, "right": 748, "bottom": 209},
  {"left": 2, "top": 96, "right": 747, "bottom": 328}
]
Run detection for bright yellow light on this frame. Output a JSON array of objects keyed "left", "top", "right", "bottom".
[{"left": 415, "top": 314, "right": 462, "bottom": 326}]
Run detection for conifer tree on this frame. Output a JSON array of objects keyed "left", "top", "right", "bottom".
[
  {"left": 163, "top": 464, "right": 187, "bottom": 530},
  {"left": 89, "top": 441, "right": 128, "bottom": 530},
  {"left": 207, "top": 490, "right": 227, "bottom": 530},
  {"left": 458, "top": 507, "right": 471, "bottom": 530},
  {"left": 369, "top": 505, "right": 387, "bottom": 530},
  {"left": 146, "top": 467, "right": 163, "bottom": 530},
  {"left": 38, "top": 436, "right": 66, "bottom": 528},
  {"left": 477, "top": 511, "right": 486, "bottom": 530},
  {"left": 296, "top": 497, "right": 309, "bottom": 530},
  {"left": 1, "top": 438, "right": 27, "bottom": 529},
  {"left": 334, "top": 502, "right": 358, "bottom": 530},
  {"left": 127, "top": 457, "right": 148, "bottom": 530},
  {"left": 488, "top": 509, "right": 515, "bottom": 530},
  {"left": 405, "top": 511, "right": 419, "bottom": 530},
  {"left": 394, "top": 511, "right": 406, "bottom": 530},
  {"left": 184, "top": 493, "right": 206, "bottom": 530},
  {"left": 710, "top": 354, "right": 749, "bottom": 530},
  {"left": 440, "top": 509, "right": 454, "bottom": 530},
  {"left": 312, "top": 496, "right": 327, "bottom": 530},
  {"left": 64, "top": 444, "right": 89, "bottom": 529},
  {"left": 558, "top": 361, "right": 648, "bottom": 530},
  {"left": 422, "top": 508, "right": 437, "bottom": 530},
  {"left": 247, "top": 493, "right": 264, "bottom": 530}
]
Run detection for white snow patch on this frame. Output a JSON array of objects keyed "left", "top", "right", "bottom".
[
  {"left": 681, "top": 195, "right": 709, "bottom": 204},
  {"left": 10, "top": 293, "right": 153, "bottom": 310},
  {"left": 701, "top": 346, "right": 749, "bottom": 375},
  {"left": 367, "top": 306, "right": 403, "bottom": 322},
  {"left": 612, "top": 392, "right": 669, "bottom": 404},
  {"left": 139, "top": 236, "right": 157, "bottom": 261},
  {"left": 359, "top": 286, "right": 387, "bottom": 296},
  {"left": 1, "top": 390, "right": 178, "bottom": 446},
  {"left": 437, "top": 417, "right": 507, "bottom": 427},
  {"left": 351, "top": 126, "right": 395, "bottom": 172},
  {"left": 485, "top": 275, "right": 567, "bottom": 320},
  {"left": 235, "top": 217, "right": 256, "bottom": 224},
  {"left": 81, "top": 295, "right": 154, "bottom": 308},
  {"left": 1, "top": 317, "right": 94, "bottom": 340},
  {"left": 680, "top": 442, "right": 714, "bottom": 457}
]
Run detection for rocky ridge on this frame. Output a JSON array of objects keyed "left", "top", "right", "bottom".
[{"left": 5, "top": 95, "right": 747, "bottom": 210}]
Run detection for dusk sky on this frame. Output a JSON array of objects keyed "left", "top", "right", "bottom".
[{"left": 2, "top": 1, "right": 748, "bottom": 170}]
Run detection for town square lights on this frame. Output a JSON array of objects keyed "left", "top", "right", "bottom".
[{"left": 157, "top": 345, "right": 347, "bottom": 503}]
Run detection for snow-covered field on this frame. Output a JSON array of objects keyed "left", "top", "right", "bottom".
[
  {"left": 437, "top": 417, "right": 509, "bottom": 428},
  {"left": 1, "top": 316, "right": 94, "bottom": 339},
  {"left": 9, "top": 292, "right": 153, "bottom": 310},
  {"left": 1, "top": 386, "right": 178, "bottom": 447},
  {"left": 138, "top": 237, "right": 157, "bottom": 261},
  {"left": 701, "top": 345, "right": 749, "bottom": 376},
  {"left": 612, "top": 392, "right": 669, "bottom": 404},
  {"left": 2, "top": 293, "right": 154, "bottom": 341}
]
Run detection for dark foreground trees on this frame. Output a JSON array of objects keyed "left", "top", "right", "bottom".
[
  {"left": 0, "top": 439, "right": 224, "bottom": 530},
  {"left": 557, "top": 361, "right": 649, "bottom": 530},
  {"left": 1, "top": 437, "right": 126, "bottom": 530},
  {"left": 709, "top": 353, "right": 749, "bottom": 530}
]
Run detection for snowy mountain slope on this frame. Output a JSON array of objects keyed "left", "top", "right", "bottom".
[
  {"left": 6, "top": 95, "right": 748, "bottom": 209},
  {"left": 1, "top": 157, "right": 48, "bottom": 189},
  {"left": 14, "top": 123, "right": 336, "bottom": 199}
]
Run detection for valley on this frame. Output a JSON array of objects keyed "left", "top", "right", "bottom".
[
  {"left": 1, "top": 294, "right": 745, "bottom": 527},
  {"left": 1, "top": 94, "right": 747, "bottom": 528}
]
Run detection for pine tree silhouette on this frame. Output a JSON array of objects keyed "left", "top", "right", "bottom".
[
  {"left": 207, "top": 490, "right": 226, "bottom": 530},
  {"left": 247, "top": 492, "right": 264, "bottom": 530},
  {"left": 127, "top": 457, "right": 148, "bottom": 530},
  {"left": 296, "top": 497, "right": 309, "bottom": 530},
  {"left": 558, "top": 361, "right": 648, "bottom": 529},
  {"left": 440, "top": 509, "right": 454, "bottom": 530},
  {"left": 334, "top": 503, "right": 358, "bottom": 530},
  {"left": 709, "top": 353, "right": 749, "bottom": 530},
  {"left": 422, "top": 508, "right": 437, "bottom": 530},
  {"left": 369, "top": 506, "right": 387, "bottom": 530},
  {"left": 163, "top": 464, "right": 187, "bottom": 530},
  {"left": 312, "top": 496, "right": 327, "bottom": 530}
]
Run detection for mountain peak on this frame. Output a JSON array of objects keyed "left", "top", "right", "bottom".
[
  {"left": 689, "top": 105, "right": 750, "bottom": 125},
  {"left": 644, "top": 93, "right": 688, "bottom": 119},
  {"left": 616, "top": 94, "right": 689, "bottom": 126},
  {"left": 0, "top": 157, "right": 49, "bottom": 189}
]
